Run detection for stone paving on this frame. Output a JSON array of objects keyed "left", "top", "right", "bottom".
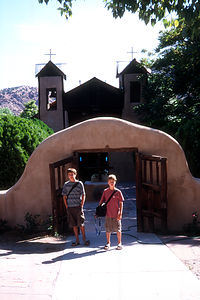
[{"left": 0, "top": 182, "right": 200, "bottom": 299}]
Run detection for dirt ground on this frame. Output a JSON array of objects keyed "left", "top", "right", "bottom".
[{"left": 159, "top": 235, "right": 200, "bottom": 281}]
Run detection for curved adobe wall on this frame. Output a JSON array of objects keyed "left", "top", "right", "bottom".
[{"left": 0, "top": 117, "right": 200, "bottom": 232}]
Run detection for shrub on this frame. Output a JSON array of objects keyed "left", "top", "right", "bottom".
[{"left": 0, "top": 115, "right": 53, "bottom": 189}]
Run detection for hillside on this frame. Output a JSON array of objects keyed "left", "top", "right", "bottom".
[{"left": 0, "top": 86, "right": 38, "bottom": 115}]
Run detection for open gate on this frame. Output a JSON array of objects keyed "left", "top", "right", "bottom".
[
  {"left": 136, "top": 153, "right": 167, "bottom": 233},
  {"left": 49, "top": 155, "right": 78, "bottom": 233},
  {"left": 49, "top": 149, "right": 167, "bottom": 234}
]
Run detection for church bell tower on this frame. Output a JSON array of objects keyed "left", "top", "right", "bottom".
[
  {"left": 36, "top": 60, "right": 66, "bottom": 132},
  {"left": 117, "top": 58, "right": 148, "bottom": 122}
]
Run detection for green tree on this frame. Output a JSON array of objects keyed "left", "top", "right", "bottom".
[
  {"left": 20, "top": 100, "right": 38, "bottom": 119},
  {"left": 0, "top": 115, "right": 53, "bottom": 189},
  {"left": 176, "top": 119, "right": 200, "bottom": 178},
  {"left": 135, "top": 23, "right": 200, "bottom": 176}
]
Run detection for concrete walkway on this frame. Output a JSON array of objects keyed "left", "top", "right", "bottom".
[
  {"left": 52, "top": 183, "right": 200, "bottom": 300},
  {"left": 0, "top": 183, "right": 200, "bottom": 299}
]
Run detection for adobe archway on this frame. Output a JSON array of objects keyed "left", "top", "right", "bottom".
[{"left": 0, "top": 117, "right": 199, "bottom": 232}]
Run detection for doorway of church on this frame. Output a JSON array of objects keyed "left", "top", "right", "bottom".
[
  {"left": 49, "top": 148, "right": 168, "bottom": 234},
  {"left": 77, "top": 149, "right": 136, "bottom": 207},
  {"left": 78, "top": 150, "right": 136, "bottom": 182},
  {"left": 78, "top": 152, "right": 109, "bottom": 182}
]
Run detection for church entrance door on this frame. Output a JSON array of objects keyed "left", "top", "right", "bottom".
[{"left": 135, "top": 153, "right": 168, "bottom": 233}]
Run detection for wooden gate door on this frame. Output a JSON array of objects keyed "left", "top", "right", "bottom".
[
  {"left": 49, "top": 155, "right": 78, "bottom": 234},
  {"left": 136, "top": 153, "right": 167, "bottom": 233}
]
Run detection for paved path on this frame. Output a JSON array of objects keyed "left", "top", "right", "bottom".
[{"left": 0, "top": 183, "right": 200, "bottom": 299}]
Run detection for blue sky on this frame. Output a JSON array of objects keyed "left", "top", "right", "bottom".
[{"left": 0, "top": 0, "right": 164, "bottom": 91}]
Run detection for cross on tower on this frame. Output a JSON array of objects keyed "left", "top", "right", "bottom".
[
  {"left": 44, "top": 49, "right": 56, "bottom": 61},
  {"left": 127, "top": 47, "right": 138, "bottom": 61}
]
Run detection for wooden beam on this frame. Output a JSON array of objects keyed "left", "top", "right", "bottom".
[
  {"left": 73, "top": 147, "right": 138, "bottom": 154},
  {"left": 50, "top": 156, "right": 74, "bottom": 168}
]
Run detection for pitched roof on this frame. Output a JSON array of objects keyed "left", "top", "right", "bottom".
[
  {"left": 36, "top": 61, "right": 66, "bottom": 79},
  {"left": 117, "top": 59, "right": 148, "bottom": 77},
  {"left": 64, "top": 77, "right": 123, "bottom": 111}
]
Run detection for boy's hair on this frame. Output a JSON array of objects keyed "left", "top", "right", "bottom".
[
  {"left": 108, "top": 174, "right": 117, "bottom": 181},
  {"left": 67, "top": 168, "right": 77, "bottom": 175}
]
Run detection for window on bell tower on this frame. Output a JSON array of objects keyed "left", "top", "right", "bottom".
[
  {"left": 46, "top": 88, "right": 57, "bottom": 110},
  {"left": 130, "top": 81, "right": 141, "bottom": 103}
]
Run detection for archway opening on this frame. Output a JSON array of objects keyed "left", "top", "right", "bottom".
[
  {"left": 77, "top": 149, "right": 136, "bottom": 207},
  {"left": 49, "top": 148, "right": 167, "bottom": 234}
]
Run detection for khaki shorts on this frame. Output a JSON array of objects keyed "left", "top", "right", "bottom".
[
  {"left": 67, "top": 206, "right": 85, "bottom": 228},
  {"left": 105, "top": 217, "right": 122, "bottom": 233}
]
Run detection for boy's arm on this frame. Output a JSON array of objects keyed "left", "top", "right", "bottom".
[
  {"left": 63, "top": 195, "right": 68, "bottom": 209},
  {"left": 80, "top": 181, "right": 86, "bottom": 209},
  {"left": 81, "top": 193, "right": 85, "bottom": 209},
  {"left": 117, "top": 201, "right": 123, "bottom": 220},
  {"left": 99, "top": 191, "right": 105, "bottom": 205}
]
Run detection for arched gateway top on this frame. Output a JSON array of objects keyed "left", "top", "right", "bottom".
[{"left": 0, "top": 117, "right": 199, "bottom": 232}]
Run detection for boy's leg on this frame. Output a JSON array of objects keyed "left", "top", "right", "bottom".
[
  {"left": 105, "top": 217, "right": 111, "bottom": 245},
  {"left": 80, "top": 224, "right": 86, "bottom": 241},
  {"left": 73, "top": 226, "right": 80, "bottom": 244},
  {"left": 117, "top": 231, "right": 122, "bottom": 245},
  {"left": 104, "top": 232, "right": 111, "bottom": 250},
  {"left": 80, "top": 225, "right": 90, "bottom": 245},
  {"left": 106, "top": 232, "right": 111, "bottom": 244},
  {"left": 68, "top": 208, "right": 80, "bottom": 245}
]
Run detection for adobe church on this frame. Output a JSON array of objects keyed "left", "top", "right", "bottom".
[{"left": 36, "top": 58, "right": 148, "bottom": 132}]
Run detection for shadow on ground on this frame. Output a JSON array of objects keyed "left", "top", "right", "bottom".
[{"left": 0, "top": 231, "right": 67, "bottom": 256}]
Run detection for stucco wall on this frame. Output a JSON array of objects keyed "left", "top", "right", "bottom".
[{"left": 0, "top": 117, "right": 199, "bottom": 232}]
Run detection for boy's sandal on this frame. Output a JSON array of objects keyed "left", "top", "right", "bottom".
[
  {"left": 71, "top": 241, "right": 80, "bottom": 246},
  {"left": 84, "top": 240, "right": 90, "bottom": 246},
  {"left": 104, "top": 243, "right": 110, "bottom": 250},
  {"left": 116, "top": 244, "right": 122, "bottom": 250}
]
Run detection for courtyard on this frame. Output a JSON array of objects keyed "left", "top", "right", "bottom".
[{"left": 0, "top": 183, "right": 200, "bottom": 299}]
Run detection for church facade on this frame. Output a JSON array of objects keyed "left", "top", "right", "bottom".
[{"left": 36, "top": 59, "right": 148, "bottom": 132}]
